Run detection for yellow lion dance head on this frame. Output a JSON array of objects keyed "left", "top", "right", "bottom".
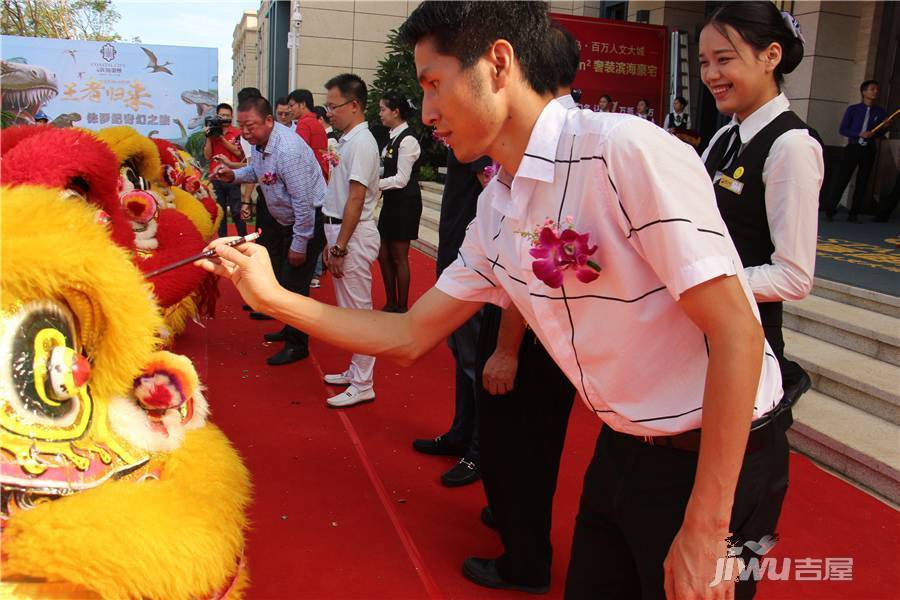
[{"left": 1, "top": 185, "right": 251, "bottom": 599}]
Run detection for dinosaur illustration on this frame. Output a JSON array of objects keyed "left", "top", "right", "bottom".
[
  {"left": 180, "top": 89, "right": 217, "bottom": 130},
  {"left": 141, "top": 47, "right": 173, "bottom": 75},
  {"left": 51, "top": 112, "right": 82, "bottom": 128},
  {"left": 0, "top": 59, "right": 58, "bottom": 122}
]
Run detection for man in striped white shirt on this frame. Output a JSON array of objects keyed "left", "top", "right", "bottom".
[
  {"left": 201, "top": 3, "right": 789, "bottom": 598},
  {"left": 212, "top": 95, "right": 326, "bottom": 367}
]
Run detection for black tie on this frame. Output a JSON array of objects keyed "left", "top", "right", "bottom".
[
  {"left": 705, "top": 124, "right": 741, "bottom": 177},
  {"left": 718, "top": 125, "right": 742, "bottom": 172}
]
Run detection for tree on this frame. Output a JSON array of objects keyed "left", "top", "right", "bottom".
[
  {"left": 2, "top": 0, "right": 122, "bottom": 41},
  {"left": 366, "top": 29, "right": 446, "bottom": 178}
]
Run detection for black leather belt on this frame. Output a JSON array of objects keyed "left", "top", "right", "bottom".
[
  {"left": 323, "top": 215, "right": 342, "bottom": 224},
  {"left": 634, "top": 399, "right": 793, "bottom": 454}
]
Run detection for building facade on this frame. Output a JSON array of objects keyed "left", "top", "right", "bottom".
[
  {"left": 232, "top": 10, "right": 260, "bottom": 106},
  {"left": 242, "top": 1, "right": 897, "bottom": 201}
]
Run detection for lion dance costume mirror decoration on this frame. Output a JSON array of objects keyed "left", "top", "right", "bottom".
[{"left": 0, "top": 125, "right": 251, "bottom": 599}]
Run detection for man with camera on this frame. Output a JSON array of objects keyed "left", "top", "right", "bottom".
[{"left": 204, "top": 102, "right": 247, "bottom": 238}]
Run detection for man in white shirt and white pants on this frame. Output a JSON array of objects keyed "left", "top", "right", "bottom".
[{"left": 319, "top": 74, "right": 382, "bottom": 408}]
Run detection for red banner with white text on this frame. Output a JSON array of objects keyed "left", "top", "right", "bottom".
[{"left": 552, "top": 14, "right": 668, "bottom": 125}]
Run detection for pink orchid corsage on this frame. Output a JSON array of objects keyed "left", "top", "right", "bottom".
[
  {"left": 518, "top": 217, "right": 602, "bottom": 288},
  {"left": 321, "top": 150, "right": 340, "bottom": 168},
  {"left": 260, "top": 171, "right": 277, "bottom": 185},
  {"left": 483, "top": 161, "right": 499, "bottom": 180}
]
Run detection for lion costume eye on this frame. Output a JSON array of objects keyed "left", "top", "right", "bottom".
[{"left": 1, "top": 301, "right": 91, "bottom": 428}]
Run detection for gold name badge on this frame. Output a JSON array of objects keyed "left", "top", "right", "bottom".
[{"left": 714, "top": 171, "right": 744, "bottom": 195}]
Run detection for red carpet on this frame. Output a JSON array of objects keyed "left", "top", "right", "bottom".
[{"left": 173, "top": 248, "right": 899, "bottom": 599}]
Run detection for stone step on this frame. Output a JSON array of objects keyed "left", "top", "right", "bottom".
[
  {"left": 420, "top": 204, "right": 440, "bottom": 231},
  {"left": 420, "top": 181, "right": 444, "bottom": 195},
  {"left": 783, "top": 329, "right": 900, "bottom": 425},
  {"left": 811, "top": 277, "right": 900, "bottom": 318},
  {"left": 789, "top": 389, "right": 900, "bottom": 504},
  {"left": 421, "top": 188, "right": 443, "bottom": 213},
  {"left": 784, "top": 294, "right": 900, "bottom": 367},
  {"left": 413, "top": 221, "right": 438, "bottom": 259}
]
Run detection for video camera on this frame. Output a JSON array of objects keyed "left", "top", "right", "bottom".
[{"left": 204, "top": 115, "right": 231, "bottom": 137}]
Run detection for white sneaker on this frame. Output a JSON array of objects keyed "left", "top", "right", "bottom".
[
  {"left": 326, "top": 385, "right": 375, "bottom": 408},
  {"left": 310, "top": 277, "right": 320, "bottom": 288},
  {"left": 323, "top": 371, "right": 351, "bottom": 386}
]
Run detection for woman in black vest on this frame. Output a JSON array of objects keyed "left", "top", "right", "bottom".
[
  {"left": 701, "top": 2, "right": 824, "bottom": 408},
  {"left": 377, "top": 92, "right": 423, "bottom": 313},
  {"left": 664, "top": 95, "right": 690, "bottom": 132}
]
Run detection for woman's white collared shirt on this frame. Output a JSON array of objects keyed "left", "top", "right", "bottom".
[
  {"left": 702, "top": 93, "right": 824, "bottom": 303},
  {"left": 379, "top": 122, "right": 421, "bottom": 191},
  {"left": 436, "top": 100, "right": 782, "bottom": 436}
]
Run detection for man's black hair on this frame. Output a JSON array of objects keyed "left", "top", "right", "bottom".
[
  {"left": 324, "top": 73, "right": 368, "bottom": 108},
  {"left": 399, "top": 1, "right": 556, "bottom": 95},
  {"left": 237, "top": 95, "right": 273, "bottom": 118},
  {"left": 288, "top": 88, "right": 315, "bottom": 111},
  {"left": 237, "top": 87, "right": 262, "bottom": 103},
  {"left": 274, "top": 96, "right": 289, "bottom": 107},
  {"left": 860, "top": 79, "right": 879, "bottom": 93},
  {"left": 216, "top": 102, "right": 233, "bottom": 113},
  {"left": 674, "top": 95, "right": 688, "bottom": 107},
  {"left": 313, "top": 106, "right": 328, "bottom": 120},
  {"left": 550, "top": 21, "right": 579, "bottom": 89}
]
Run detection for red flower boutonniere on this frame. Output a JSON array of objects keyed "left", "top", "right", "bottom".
[
  {"left": 518, "top": 217, "right": 602, "bottom": 288},
  {"left": 260, "top": 171, "right": 277, "bottom": 185},
  {"left": 321, "top": 150, "right": 340, "bottom": 168}
]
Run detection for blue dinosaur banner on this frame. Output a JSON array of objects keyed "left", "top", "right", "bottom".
[{"left": 1, "top": 35, "right": 216, "bottom": 144}]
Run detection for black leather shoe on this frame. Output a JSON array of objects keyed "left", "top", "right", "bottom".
[
  {"left": 441, "top": 456, "right": 480, "bottom": 487},
  {"left": 412, "top": 435, "right": 466, "bottom": 456},
  {"left": 242, "top": 304, "right": 252, "bottom": 311},
  {"left": 783, "top": 370, "right": 812, "bottom": 407},
  {"left": 250, "top": 311, "right": 274, "bottom": 320},
  {"left": 266, "top": 346, "right": 308, "bottom": 366},
  {"left": 480, "top": 506, "right": 497, "bottom": 530},
  {"left": 461, "top": 557, "right": 549, "bottom": 594},
  {"left": 847, "top": 213, "right": 859, "bottom": 223},
  {"left": 824, "top": 210, "right": 835, "bottom": 222},
  {"left": 264, "top": 329, "right": 286, "bottom": 342}
]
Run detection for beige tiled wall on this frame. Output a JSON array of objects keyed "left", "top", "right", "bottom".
[
  {"left": 247, "top": 0, "right": 885, "bottom": 140},
  {"left": 281, "top": 0, "right": 420, "bottom": 105}
]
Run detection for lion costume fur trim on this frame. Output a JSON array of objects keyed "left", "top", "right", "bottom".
[
  {"left": 95, "top": 126, "right": 162, "bottom": 180},
  {"left": 1, "top": 127, "right": 136, "bottom": 249},
  {"left": 1, "top": 424, "right": 252, "bottom": 599},
  {"left": 1, "top": 185, "right": 162, "bottom": 400}
]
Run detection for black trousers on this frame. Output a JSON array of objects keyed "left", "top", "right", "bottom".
[
  {"left": 445, "top": 309, "right": 483, "bottom": 459},
  {"left": 255, "top": 189, "right": 278, "bottom": 255},
  {"left": 759, "top": 303, "right": 806, "bottom": 410},
  {"left": 826, "top": 143, "right": 877, "bottom": 217},
  {"left": 213, "top": 180, "right": 246, "bottom": 237},
  {"left": 269, "top": 209, "right": 325, "bottom": 351},
  {"left": 476, "top": 304, "right": 576, "bottom": 588},
  {"left": 565, "top": 415, "right": 791, "bottom": 600}
]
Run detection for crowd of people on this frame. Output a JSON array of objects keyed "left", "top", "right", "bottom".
[{"left": 189, "top": 0, "right": 896, "bottom": 597}]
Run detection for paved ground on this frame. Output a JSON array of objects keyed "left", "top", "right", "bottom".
[{"left": 816, "top": 210, "right": 900, "bottom": 297}]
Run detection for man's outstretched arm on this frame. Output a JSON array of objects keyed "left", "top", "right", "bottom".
[{"left": 197, "top": 239, "right": 483, "bottom": 366}]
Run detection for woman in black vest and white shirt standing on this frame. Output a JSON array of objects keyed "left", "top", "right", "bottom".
[
  {"left": 701, "top": 1, "right": 824, "bottom": 406},
  {"left": 377, "top": 92, "right": 423, "bottom": 313}
]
